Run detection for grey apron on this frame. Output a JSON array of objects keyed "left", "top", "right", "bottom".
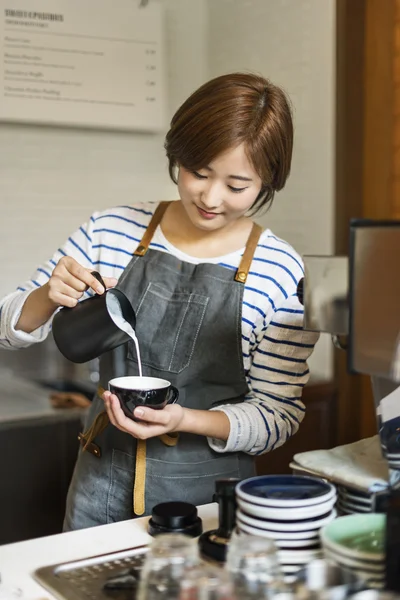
[{"left": 64, "top": 202, "right": 261, "bottom": 531}]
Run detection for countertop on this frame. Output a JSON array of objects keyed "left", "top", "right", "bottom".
[
  {"left": 0, "top": 503, "right": 218, "bottom": 600},
  {"left": 0, "top": 368, "right": 85, "bottom": 428}
]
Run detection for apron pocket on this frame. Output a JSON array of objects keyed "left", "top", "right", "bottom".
[
  {"left": 144, "top": 454, "right": 240, "bottom": 514},
  {"left": 128, "top": 282, "right": 209, "bottom": 374},
  {"left": 106, "top": 448, "right": 136, "bottom": 524}
]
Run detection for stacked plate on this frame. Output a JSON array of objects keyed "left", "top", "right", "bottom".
[
  {"left": 235, "top": 475, "right": 337, "bottom": 582},
  {"left": 337, "top": 485, "right": 374, "bottom": 515},
  {"left": 320, "top": 513, "right": 385, "bottom": 590},
  {"left": 386, "top": 453, "right": 400, "bottom": 470},
  {"left": 336, "top": 485, "right": 388, "bottom": 516}
]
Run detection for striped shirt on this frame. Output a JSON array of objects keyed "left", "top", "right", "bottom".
[{"left": 0, "top": 202, "right": 319, "bottom": 456}]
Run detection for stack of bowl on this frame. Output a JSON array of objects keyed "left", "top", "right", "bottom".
[
  {"left": 320, "top": 513, "right": 386, "bottom": 589},
  {"left": 235, "top": 475, "right": 337, "bottom": 582},
  {"left": 336, "top": 485, "right": 388, "bottom": 517},
  {"left": 337, "top": 485, "right": 375, "bottom": 515}
]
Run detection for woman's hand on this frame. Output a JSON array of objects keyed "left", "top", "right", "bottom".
[
  {"left": 103, "top": 391, "right": 185, "bottom": 439},
  {"left": 46, "top": 256, "right": 117, "bottom": 308},
  {"left": 16, "top": 256, "right": 118, "bottom": 333}
]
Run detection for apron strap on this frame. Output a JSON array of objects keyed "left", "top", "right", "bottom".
[
  {"left": 133, "top": 200, "right": 263, "bottom": 285},
  {"left": 235, "top": 222, "right": 263, "bottom": 284},
  {"left": 133, "top": 201, "right": 172, "bottom": 256}
]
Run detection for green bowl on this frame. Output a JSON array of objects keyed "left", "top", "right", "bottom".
[{"left": 320, "top": 513, "right": 385, "bottom": 562}]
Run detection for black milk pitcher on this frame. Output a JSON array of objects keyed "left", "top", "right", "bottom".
[{"left": 52, "top": 272, "right": 136, "bottom": 364}]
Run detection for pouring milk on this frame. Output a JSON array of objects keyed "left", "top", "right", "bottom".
[{"left": 106, "top": 292, "right": 143, "bottom": 377}]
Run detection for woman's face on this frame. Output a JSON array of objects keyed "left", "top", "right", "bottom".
[{"left": 177, "top": 144, "right": 263, "bottom": 232}]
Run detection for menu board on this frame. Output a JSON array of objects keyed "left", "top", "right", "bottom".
[{"left": 0, "top": 0, "right": 167, "bottom": 131}]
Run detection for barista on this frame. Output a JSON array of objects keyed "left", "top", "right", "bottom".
[{"left": 0, "top": 72, "right": 319, "bottom": 530}]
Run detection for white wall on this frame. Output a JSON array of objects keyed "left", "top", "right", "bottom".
[
  {"left": 0, "top": 0, "right": 208, "bottom": 297},
  {"left": 0, "top": 0, "right": 335, "bottom": 379},
  {"left": 207, "top": 0, "right": 336, "bottom": 379}
]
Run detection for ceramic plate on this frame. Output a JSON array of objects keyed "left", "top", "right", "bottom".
[
  {"left": 323, "top": 548, "right": 384, "bottom": 573},
  {"left": 237, "top": 519, "right": 320, "bottom": 540},
  {"left": 237, "top": 509, "right": 336, "bottom": 534},
  {"left": 337, "top": 500, "right": 371, "bottom": 514},
  {"left": 236, "top": 475, "right": 336, "bottom": 508},
  {"left": 278, "top": 549, "right": 324, "bottom": 565},
  {"left": 281, "top": 564, "right": 302, "bottom": 574},
  {"left": 275, "top": 538, "right": 321, "bottom": 549},
  {"left": 236, "top": 495, "right": 336, "bottom": 521},
  {"left": 237, "top": 498, "right": 336, "bottom": 529},
  {"left": 320, "top": 513, "right": 385, "bottom": 562},
  {"left": 338, "top": 491, "right": 373, "bottom": 506},
  {"left": 337, "top": 485, "right": 371, "bottom": 499}
]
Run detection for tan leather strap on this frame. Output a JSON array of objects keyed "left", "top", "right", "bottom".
[
  {"left": 235, "top": 222, "right": 263, "bottom": 283},
  {"left": 133, "top": 439, "right": 147, "bottom": 516},
  {"left": 133, "top": 201, "right": 172, "bottom": 256},
  {"left": 159, "top": 433, "right": 179, "bottom": 447},
  {"left": 79, "top": 410, "right": 110, "bottom": 458},
  {"left": 78, "top": 433, "right": 102, "bottom": 458}
]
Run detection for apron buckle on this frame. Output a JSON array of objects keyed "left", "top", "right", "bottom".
[{"left": 78, "top": 433, "right": 102, "bottom": 458}]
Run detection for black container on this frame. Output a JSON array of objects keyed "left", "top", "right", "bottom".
[
  {"left": 198, "top": 478, "right": 240, "bottom": 563},
  {"left": 148, "top": 501, "right": 203, "bottom": 537},
  {"left": 52, "top": 272, "right": 136, "bottom": 364}
]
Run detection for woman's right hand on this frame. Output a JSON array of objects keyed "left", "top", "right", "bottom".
[{"left": 46, "top": 256, "right": 118, "bottom": 308}]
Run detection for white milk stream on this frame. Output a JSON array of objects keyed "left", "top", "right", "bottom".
[{"left": 106, "top": 293, "right": 143, "bottom": 377}]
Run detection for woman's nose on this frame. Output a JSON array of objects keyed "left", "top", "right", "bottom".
[{"left": 200, "top": 183, "right": 223, "bottom": 210}]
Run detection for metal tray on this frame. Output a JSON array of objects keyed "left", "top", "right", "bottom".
[{"left": 34, "top": 545, "right": 149, "bottom": 600}]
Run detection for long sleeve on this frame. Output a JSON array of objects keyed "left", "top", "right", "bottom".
[
  {"left": 0, "top": 218, "right": 96, "bottom": 349},
  {"left": 208, "top": 293, "right": 319, "bottom": 455}
]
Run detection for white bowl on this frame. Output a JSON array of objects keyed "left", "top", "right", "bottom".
[
  {"left": 281, "top": 564, "right": 302, "bottom": 574},
  {"left": 337, "top": 500, "right": 371, "bottom": 514},
  {"left": 238, "top": 521, "right": 324, "bottom": 542},
  {"left": 237, "top": 501, "right": 336, "bottom": 532},
  {"left": 236, "top": 495, "right": 336, "bottom": 521},
  {"left": 236, "top": 508, "right": 321, "bottom": 532},
  {"left": 320, "top": 514, "right": 385, "bottom": 563},
  {"left": 323, "top": 547, "right": 384, "bottom": 573},
  {"left": 237, "top": 518, "right": 320, "bottom": 541},
  {"left": 278, "top": 549, "right": 324, "bottom": 565},
  {"left": 275, "top": 538, "right": 321, "bottom": 549},
  {"left": 338, "top": 491, "right": 373, "bottom": 507},
  {"left": 236, "top": 475, "right": 336, "bottom": 508}
]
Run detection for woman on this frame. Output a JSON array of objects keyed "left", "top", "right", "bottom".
[{"left": 0, "top": 72, "right": 319, "bottom": 530}]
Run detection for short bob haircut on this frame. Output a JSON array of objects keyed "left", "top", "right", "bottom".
[{"left": 164, "top": 72, "right": 293, "bottom": 214}]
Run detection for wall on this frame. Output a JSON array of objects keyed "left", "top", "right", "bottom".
[
  {"left": 0, "top": 0, "right": 208, "bottom": 297},
  {"left": 207, "top": 0, "right": 336, "bottom": 379}
]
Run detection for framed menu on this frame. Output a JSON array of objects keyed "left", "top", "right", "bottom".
[{"left": 0, "top": 0, "right": 167, "bottom": 131}]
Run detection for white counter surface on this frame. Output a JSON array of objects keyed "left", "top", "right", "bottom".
[{"left": 0, "top": 503, "right": 218, "bottom": 600}]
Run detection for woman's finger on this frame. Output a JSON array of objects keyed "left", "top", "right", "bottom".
[{"left": 133, "top": 406, "right": 170, "bottom": 425}]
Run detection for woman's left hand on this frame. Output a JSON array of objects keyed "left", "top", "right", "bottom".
[{"left": 102, "top": 391, "right": 185, "bottom": 439}]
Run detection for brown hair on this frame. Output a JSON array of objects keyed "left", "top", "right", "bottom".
[{"left": 164, "top": 72, "right": 293, "bottom": 213}]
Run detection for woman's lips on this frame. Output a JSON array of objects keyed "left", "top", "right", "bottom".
[{"left": 196, "top": 205, "right": 221, "bottom": 220}]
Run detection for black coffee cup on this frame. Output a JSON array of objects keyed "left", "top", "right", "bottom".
[{"left": 108, "top": 376, "right": 179, "bottom": 420}]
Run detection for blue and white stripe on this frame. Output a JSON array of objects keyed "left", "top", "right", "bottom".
[{"left": 0, "top": 202, "right": 319, "bottom": 456}]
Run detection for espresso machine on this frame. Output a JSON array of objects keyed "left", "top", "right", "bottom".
[{"left": 299, "top": 219, "right": 400, "bottom": 592}]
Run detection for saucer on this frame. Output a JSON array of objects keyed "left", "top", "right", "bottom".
[{"left": 236, "top": 475, "right": 336, "bottom": 508}]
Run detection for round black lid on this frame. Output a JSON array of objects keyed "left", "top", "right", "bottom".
[{"left": 150, "top": 501, "right": 199, "bottom": 530}]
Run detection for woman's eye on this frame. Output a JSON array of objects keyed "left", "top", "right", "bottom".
[
  {"left": 228, "top": 185, "right": 246, "bottom": 193},
  {"left": 192, "top": 171, "right": 207, "bottom": 179}
]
